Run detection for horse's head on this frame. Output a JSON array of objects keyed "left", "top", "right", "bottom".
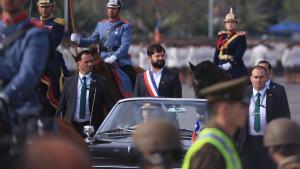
[{"left": 189, "top": 60, "right": 229, "bottom": 98}]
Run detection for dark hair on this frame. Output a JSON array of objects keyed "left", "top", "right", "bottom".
[
  {"left": 250, "top": 65, "right": 267, "bottom": 77},
  {"left": 258, "top": 60, "right": 272, "bottom": 71},
  {"left": 272, "top": 144, "right": 300, "bottom": 157},
  {"left": 75, "top": 50, "right": 92, "bottom": 62},
  {"left": 147, "top": 44, "right": 165, "bottom": 57}
]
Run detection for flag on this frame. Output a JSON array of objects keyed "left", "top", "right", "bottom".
[
  {"left": 191, "top": 120, "right": 201, "bottom": 143},
  {"left": 154, "top": 12, "right": 161, "bottom": 43}
]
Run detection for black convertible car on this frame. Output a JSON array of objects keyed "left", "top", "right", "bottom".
[{"left": 84, "top": 97, "right": 207, "bottom": 169}]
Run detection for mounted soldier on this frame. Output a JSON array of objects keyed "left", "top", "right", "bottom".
[
  {"left": 35, "top": 0, "right": 69, "bottom": 117},
  {"left": 0, "top": 0, "right": 49, "bottom": 167},
  {"left": 71, "top": 0, "right": 136, "bottom": 89},
  {"left": 214, "top": 8, "right": 248, "bottom": 79}
]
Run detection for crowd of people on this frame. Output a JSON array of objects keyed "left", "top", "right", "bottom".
[{"left": 0, "top": 0, "right": 298, "bottom": 169}]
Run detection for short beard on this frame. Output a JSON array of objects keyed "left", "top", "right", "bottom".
[{"left": 152, "top": 60, "right": 165, "bottom": 69}]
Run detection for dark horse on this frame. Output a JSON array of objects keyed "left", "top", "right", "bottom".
[
  {"left": 90, "top": 46, "right": 144, "bottom": 102},
  {"left": 189, "top": 60, "right": 229, "bottom": 98}
]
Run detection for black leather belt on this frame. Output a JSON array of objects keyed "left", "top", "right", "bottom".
[{"left": 99, "top": 46, "right": 119, "bottom": 52}]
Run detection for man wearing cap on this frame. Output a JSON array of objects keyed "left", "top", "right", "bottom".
[
  {"left": 264, "top": 118, "right": 300, "bottom": 169},
  {"left": 70, "top": 0, "right": 136, "bottom": 88},
  {"left": 0, "top": 0, "right": 49, "bottom": 167},
  {"left": 35, "top": 0, "right": 69, "bottom": 117},
  {"left": 182, "top": 77, "right": 249, "bottom": 169},
  {"left": 133, "top": 120, "right": 183, "bottom": 169},
  {"left": 237, "top": 66, "right": 291, "bottom": 169},
  {"left": 134, "top": 44, "right": 182, "bottom": 98},
  {"left": 214, "top": 8, "right": 248, "bottom": 79}
]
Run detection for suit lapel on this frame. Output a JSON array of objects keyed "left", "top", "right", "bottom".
[
  {"left": 266, "top": 89, "right": 273, "bottom": 122},
  {"left": 70, "top": 75, "right": 79, "bottom": 115},
  {"left": 158, "top": 68, "right": 167, "bottom": 95},
  {"left": 89, "top": 74, "right": 96, "bottom": 111}
]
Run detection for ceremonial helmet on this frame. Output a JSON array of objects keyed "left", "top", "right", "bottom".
[
  {"left": 37, "top": 0, "right": 55, "bottom": 6},
  {"left": 133, "top": 120, "right": 182, "bottom": 162},
  {"left": 264, "top": 118, "right": 300, "bottom": 147},
  {"left": 224, "top": 8, "right": 238, "bottom": 22},
  {"left": 106, "top": 0, "right": 122, "bottom": 9}
]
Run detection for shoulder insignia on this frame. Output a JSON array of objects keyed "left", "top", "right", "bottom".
[
  {"left": 218, "top": 31, "right": 227, "bottom": 35},
  {"left": 97, "top": 19, "right": 108, "bottom": 22},
  {"left": 54, "top": 18, "right": 64, "bottom": 26},
  {"left": 237, "top": 31, "right": 246, "bottom": 35},
  {"left": 121, "top": 18, "right": 129, "bottom": 23},
  {"left": 30, "top": 20, "right": 44, "bottom": 28}
]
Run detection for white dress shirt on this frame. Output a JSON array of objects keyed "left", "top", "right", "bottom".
[
  {"left": 266, "top": 79, "right": 271, "bottom": 89},
  {"left": 74, "top": 72, "right": 92, "bottom": 122},
  {"left": 249, "top": 87, "right": 267, "bottom": 136},
  {"left": 150, "top": 67, "right": 163, "bottom": 88}
]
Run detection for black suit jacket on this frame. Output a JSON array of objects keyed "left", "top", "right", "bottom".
[
  {"left": 56, "top": 73, "right": 114, "bottom": 129},
  {"left": 236, "top": 85, "right": 291, "bottom": 154},
  {"left": 133, "top": 68, "right": 182, "bottom": 98}
]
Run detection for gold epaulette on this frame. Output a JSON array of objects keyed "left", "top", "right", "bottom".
[
  {"left": 218, "top": 31, "right": 227, "bottom": 35},
  {"left": 54, "top": 18, "right": 64, "bottom": 26},
  {"left": 237, "top": 31, "right": 246, "bottom": 35}
]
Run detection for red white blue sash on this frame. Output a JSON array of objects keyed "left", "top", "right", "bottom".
[{"left": 143, "top": 70, "right": 159, "bottom": 97}]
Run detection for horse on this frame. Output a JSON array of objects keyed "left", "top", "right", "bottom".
[
  {"left": 90, "top": 46, "right": 145, "bottom": 102},
  {"left": 189, "top": 60, "right": 229, "bottom": 98}
]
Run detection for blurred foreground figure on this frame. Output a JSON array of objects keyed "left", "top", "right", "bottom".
[
  {"left": 0, "top": 0, "right": 49, "bottom": 168},
  {"left": 182, "top": 77, "right": 249, "bottom": 169},
  {"left": 264, "top": 118, "right": 300, "bottom": 169},
  {"left": 133, "top": 120, "right": 182, "bottom": 169},
  {"left": 214, "top": 8, "right": 248, "bottom": 79},
  {"left": 21, "top": 135, "right": 92, "bottom": 169}
]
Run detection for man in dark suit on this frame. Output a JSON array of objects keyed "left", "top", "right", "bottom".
[
  {"left": 238, "top": 66, "right": 291, "bottom": 169},
  {"left": 56, "top": 50, "right": 114, "bottom": 136},
  {"left": 134, "top": 44, "right": 182, "bottom": 98},
  {"left": 258, "top": 60, "right": 290, "bottom": 114}
]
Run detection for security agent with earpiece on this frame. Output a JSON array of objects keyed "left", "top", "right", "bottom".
[{"left": 71, "top": 0, "right": 136, "bottom": 88}]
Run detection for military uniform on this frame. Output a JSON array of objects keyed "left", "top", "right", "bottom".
[
  {"left": 0, "top": 12, "right": 49, "bottom": 117},
  {"left": 36, "top": 0, "right": 69, "bottom": 116},
  {"left": 182, "top": 77, "right": 248, "bottom": 169},
  {"left": 214, "top": 8, "right": 248, "bottom": 79},
  {"left": 214, "top": 31, "right": 248, "bottom": 79}
]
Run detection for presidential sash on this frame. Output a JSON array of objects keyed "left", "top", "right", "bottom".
[{"left": 143, "top": 70, "right": 159, "bottom": 97}]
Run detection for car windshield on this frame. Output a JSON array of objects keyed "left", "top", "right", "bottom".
[{"left": 96, "top": 98, "right": 207, "bottom": 135}]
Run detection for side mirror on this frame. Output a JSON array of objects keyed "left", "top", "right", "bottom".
[{"left": 83, "top": 125, "right": 95, "bottom": 144}]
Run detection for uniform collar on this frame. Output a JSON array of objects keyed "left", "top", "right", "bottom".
[
  {"left": 40, "top": 15, "right": 54, "bottom": 22},
  {"left": 1, "top": 11, "right": 28, "bottom": 25},
  {"left": 226, "top": 31, "right": 236, "bottom": 37},
  {"left": 108, "top": 16, "right": 121, "bottom": 23}
]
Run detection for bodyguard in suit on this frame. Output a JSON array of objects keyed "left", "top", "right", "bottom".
[
  {"left": 56, "top": 50, "right": 114, "bottom": 136},
  {"left": 134, "top": 44, "right": 182, "bottom": 98},
  {"left": 238, "top": 66, "right": 291, "bottom": 169},
  {"left": 258, "top": 60, "right": 290, "bottom": 114}
]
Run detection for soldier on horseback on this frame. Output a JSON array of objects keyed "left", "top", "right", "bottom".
[
  {"left": 214, "top": 8, "right": 248, "bottom": 79},
  {"left": 35, "top": 0, "right": 69, "bottom": 117},
  {"left": 0, "top": 0, "right": 49, "bottom": 167},
  {"left": 71, "top": 0, "right": 136, "bottom": 88}
]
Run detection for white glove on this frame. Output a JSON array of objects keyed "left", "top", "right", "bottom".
[
  {"left": 104, "top": 55, "right": 117, "bottom": 64},
  {"left": 219, "top": 62, "right": 232, "bottom": 71},
  {"left": 70, "top": 33, "right": 80, "bottom": 44}
]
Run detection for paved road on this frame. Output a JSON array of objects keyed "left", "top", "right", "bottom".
[{"left": 182, "top": 77, "right": 300, "bottom": 123}]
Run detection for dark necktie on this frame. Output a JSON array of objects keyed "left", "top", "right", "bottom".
[
  {"left": 79, "top": 76, "right": 87, "bottom": 119},
  {"left": 254, "top": 92, "right": 261, "bottom": 132}
]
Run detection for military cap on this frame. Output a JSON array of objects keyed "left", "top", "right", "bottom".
[
  {"left": 199, "top": 76, "right": 248, "bottom": 103},
  {"left": 264, "top": 118, "right": 300, "bottom": 147},
  {"left": 106, "top": 0, "right": 122, "bottom": 8},
  {"left": 224, "top": 8, "right": 238, "bottom": 22},
  {"left": 133, "top": 119, "right": 181, "bottom": 154},
  {"left": 37, "top": 0, "right": 55, "bottom": 6},
  {"left": 141, "top": 103, "right": 159, "bottom": 110}
]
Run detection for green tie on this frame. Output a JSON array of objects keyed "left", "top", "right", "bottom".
[
  {"left": 254, "top": 92, "right": 261, "bottom": 132},
  {"left": 79, "top": 76, "right": 87, "bottom": 119}
]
